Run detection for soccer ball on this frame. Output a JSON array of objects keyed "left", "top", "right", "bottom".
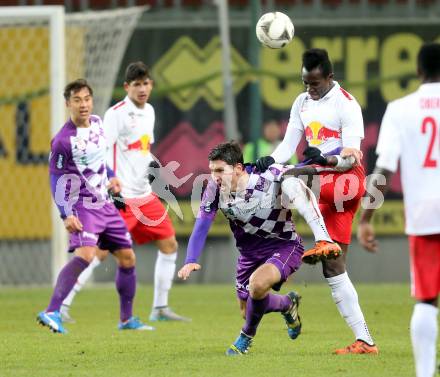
[{"left": 256, "top": 12, "right": 294, "bottom": 49}]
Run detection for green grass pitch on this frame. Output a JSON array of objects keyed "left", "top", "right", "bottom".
[{"left": 0, "top": 283, "right": 416, "bottom": 377}]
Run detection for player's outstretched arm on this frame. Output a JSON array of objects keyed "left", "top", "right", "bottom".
[{"left": 178, "top": 263, "right": 201, "bottom": 280}]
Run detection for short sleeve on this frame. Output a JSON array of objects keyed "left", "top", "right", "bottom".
[
  {"left": 149, "top": 105, "right": 155, "bottom": 144},
  {"left": 338, "top": 92, "right": 365, "bottom": 142},
  {"left": 103, "top": 108, "right": 120, "bottom": 169},
  {"left": 375, "top": 102, "right": 401, "bottom": 172}
]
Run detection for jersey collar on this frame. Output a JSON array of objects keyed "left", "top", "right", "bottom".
[
  {"left": 305, "top": 81, "right": 340, "bottom": 101},
  {"left": 124, "top": 95, "right": 146, "bottom": 114}
]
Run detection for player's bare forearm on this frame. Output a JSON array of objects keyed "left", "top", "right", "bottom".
[
  {"left": 358, "top": 166, "right": 393, "bottom": 253},
  {"left": 359, "top": 167, "right": 393, "bottom": 224}
]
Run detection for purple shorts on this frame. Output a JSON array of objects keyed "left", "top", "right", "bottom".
[
  {"left": 235, "top": 239, "right": 304, "bottom": 301},
  {"left": 69, "top": 202, "right": 132, "bottom": 252}
]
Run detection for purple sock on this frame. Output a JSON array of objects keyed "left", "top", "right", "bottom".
[
  {"left": 242, "top": 295, "right": 269, "bottom": 337},
  {"left": 116, "top": 266, "right": 136, "bottom": 322},
  {"left": 242, "top": 294, "right": 292, "bottom": 337},
  {"left": 46, "top": 256, "right": 89, "bottom": 312},
  {"left": 264, "top": 293, "right": 292, "bottom": 314}
]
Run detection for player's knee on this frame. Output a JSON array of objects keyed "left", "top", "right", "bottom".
[
  {"left": 116, "top": 249, "right": 136, "bottom": 268},
  {"left": 281, "top": 177, "right": 304, "bottom": 208},
  {"left": 248, "top": 277, "right": 269, "bottom": 299},
  {"left": 75, "top": 246, "right": 96, "bottom": 263},
  {"left": 96, "top": 248, "right": 109, "bottom": 262},
  {"left": 281, "top": 177, "right": 302, "bottom": 202},
  {"left": 158, "top": 238, "right": 178, "bottom": 254}
]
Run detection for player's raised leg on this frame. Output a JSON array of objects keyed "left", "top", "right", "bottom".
[
  {"left": 281, "top": 176, "right": 342, "bottom": 264},
  {"left": 37, "top": 246, "right": 95, "bottom": 334},
  {"left": 60, "top": 248, "right": 109, "bottom": 323},
  {"left": 150, "top": 236, "right": 190, "bottom": 322}
]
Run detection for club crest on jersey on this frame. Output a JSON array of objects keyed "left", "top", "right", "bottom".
[{"left": 73, "top": 137, "right": 87, "bottom": 151}]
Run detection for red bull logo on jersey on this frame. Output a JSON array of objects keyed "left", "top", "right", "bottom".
[
  {"left": 126, "top": 134, "right": 151, "bottom": 155},
  {"left": 304, "top": 121, "right": 341, "bottom": 146}
]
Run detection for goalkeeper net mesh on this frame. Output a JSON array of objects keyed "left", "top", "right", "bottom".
[{"left": 0, "top": 6, "right": 144, "bottom": 285}]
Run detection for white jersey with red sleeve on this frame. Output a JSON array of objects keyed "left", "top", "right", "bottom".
[
  {"left": 376, "top": 83, "right": 440, "bottom": 236},
  {"left": 103, "top": 96, "right": 155, "bottom": 198},
  {"left": 272, "top": 82, "right": 364, "bottom": 163}
]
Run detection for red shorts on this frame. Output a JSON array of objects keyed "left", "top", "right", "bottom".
[
  {"left": 318, "top": 165, "right": 365, "bottom": 245},
  {"left": 409, "top": 234, "right": 440, "bottom": 300},
  {"left": 119, "top": 194, "right": 175, "bottom": 244}
]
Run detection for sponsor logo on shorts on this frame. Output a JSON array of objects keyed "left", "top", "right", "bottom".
[
  {"left": 81, "top": 231, "right": 98, "bottom": 241},
  {"left": 235, "top": 281, "right": 249, "bottom": 292}
]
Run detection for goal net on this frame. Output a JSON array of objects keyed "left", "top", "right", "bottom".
[{"left": 0, "top": 6, "right": 145, "bottom": 285}]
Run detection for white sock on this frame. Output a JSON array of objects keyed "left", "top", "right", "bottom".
[
  {"left": 411, "top": 303, "right": 438, "bottom": 377},
  {"left": 153, "top": 251, "right": 177, "bottom": 309},
  {"left": 281, "top": 177, "right": 332, "bottom": 242},
  {"left": 61, "top": 256, "right": 101, "bottom": 308},
  {"left": 326, "top": 272, "right": 374, "bottom": 345}
]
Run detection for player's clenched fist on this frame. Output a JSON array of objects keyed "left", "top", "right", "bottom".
[{"left": 178, "top": 263, "right": 201, "bottom": 280}]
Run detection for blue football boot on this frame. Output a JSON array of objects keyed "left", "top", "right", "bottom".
[
  {"left": 281, "top": 291, "right": 302, "bottom": 340},
  {"left": 37, "top": 311, "right": 67, "bottom": 334},
  {"left": 118, "top": 316, "right": 155, "bottom": 331},
  {"left": 226, "top": 332, "right": 253, "bottom": 355}
]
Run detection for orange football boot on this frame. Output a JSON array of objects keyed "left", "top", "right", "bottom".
[
  {"left": 301, "top": 240, "right": 342, "bottom": 265},
  {"left": 333, "top": 340, "right": 379, "bottom": 355}
]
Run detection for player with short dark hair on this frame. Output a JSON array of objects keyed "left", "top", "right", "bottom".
[
  {"left": 178, "top": 141, "right": 340, "bottom": 355},
  {"left": 254, "top": 48, "right": 378, "bottom": 354},
  {"left": 37, "top": 79, "right": 150, "bottom": 333},
  {"left": 63, "top": 78, "right": 93, "bottom": 101},
  {"left": 358, "top": 42, "right": 440, "bottom": 377}
]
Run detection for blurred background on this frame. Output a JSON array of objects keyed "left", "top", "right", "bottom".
[{"left": 0, "top": 0, "right": 438, "bottom": 286}]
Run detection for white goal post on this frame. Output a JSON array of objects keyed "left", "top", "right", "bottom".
[{"left": 0, "top": 6, "right": 145, "bottom": 285}]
